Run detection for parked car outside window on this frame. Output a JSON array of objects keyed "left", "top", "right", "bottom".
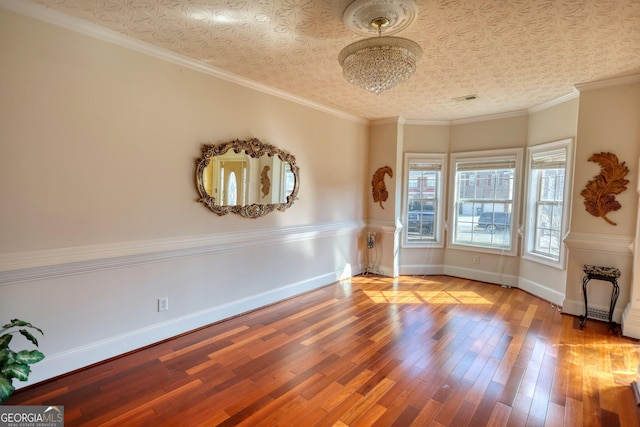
[
  {"left": 476, "top": 212, "right": 511, "bottom": 234},
  {"left": 407, "top": 211, "right": 435, "bottom": 235}
]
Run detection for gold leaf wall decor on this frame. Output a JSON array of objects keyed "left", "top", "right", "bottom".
[
  {"left": 372, "top": 166, "right": 393, "bottom": 209},
  {"left": 260, "top": 165, "right": 271, "bottom": 198},
  {"left": 580, "top": 152, "right": 629, "bottom": 226}
]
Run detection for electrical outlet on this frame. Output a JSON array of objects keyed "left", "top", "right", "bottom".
[
  {"left": 158, "top": 297, "right": 169, "bottom": 312},
  {"left": 473, "top": 256, "right": 480, "bottom": 264}
]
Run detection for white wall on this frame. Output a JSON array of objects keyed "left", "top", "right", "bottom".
[
  {"left": 564, "top": 78, "right": 640, "bottom": 324},
  {"left": 0, "top": 9, "right": 368, "bottom": 386},
  {"left": 624, "top": 162, "right": 640, "bottom": 338},
  {"left": 399, "top": 123, "right": 449, "bottom": 275},
  {"left": 518, "top": 97, "right": 579, "bottom": 305},
  {"left": 367, "top": 120, "right": 401, "bottom": 277}
]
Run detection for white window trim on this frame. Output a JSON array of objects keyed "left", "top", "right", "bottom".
[
  {"left": 447, "top": 148, "right": 523, "bottom": 256},
  {"left": 402, "top": 152, "right": 447, "bottom": 248},
  {"left": 522, "top": 138, "right": 574, "bottom": 269}
]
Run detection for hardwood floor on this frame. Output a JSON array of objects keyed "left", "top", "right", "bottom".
[{"left": 8, "top": 275, "right": 640, "bottom": 426}]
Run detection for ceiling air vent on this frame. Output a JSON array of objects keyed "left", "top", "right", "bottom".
[{"left": 452, "top": 94, "right": 479, "bottom": 102}]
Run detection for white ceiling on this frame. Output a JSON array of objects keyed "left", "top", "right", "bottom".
[{"left": 21, "top": 0, "right": 640, "bottom": 121}]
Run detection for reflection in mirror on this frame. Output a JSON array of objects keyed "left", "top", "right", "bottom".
[{"left": 196, "top": 138, "right": 299, "bottom": 218}]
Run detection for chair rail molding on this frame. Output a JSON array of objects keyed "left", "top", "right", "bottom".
[
  {"left": 563, "top": 231, "right": 633, "bottom": 254},
  {"left": 0, "top": 221, "right": 364, "bottom": 286}
]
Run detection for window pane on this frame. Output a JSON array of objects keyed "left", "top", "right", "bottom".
[
  {"left": 284, "top": 163, "right": 295, "bottom": 196},
  {"left": 453, "top": 163, "right": 515, "bottom": 249},
  {"left": 407, "top": 167, "right": 438, "bottom": 242},
  {"left": 528, "top": 145, "right": 567, "bottom": 261},
  {"left": 540, "top": 169, "right": 564, "bottom": 202},
  {"left": 533, "top": 200, "right": 563, "bottom": 257},
  {"left": 227, "top": 171, "right": 238, "bottom": 205},
  {"left": 454, "top": 202, "right": 512, "bottom": 248}
]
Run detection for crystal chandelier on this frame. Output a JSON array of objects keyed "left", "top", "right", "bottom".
[{"left": 338, "top": 1, "right": 422, "bottom": 95}]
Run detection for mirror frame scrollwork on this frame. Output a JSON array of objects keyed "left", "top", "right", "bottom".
[{"left": 195, "top": 138, "right": 300, "bottom": 218}]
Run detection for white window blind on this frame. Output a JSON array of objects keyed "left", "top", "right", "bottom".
[{"left": 531, "top": 149, "right": 566, "bottom": 170}]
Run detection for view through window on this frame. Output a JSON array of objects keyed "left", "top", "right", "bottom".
[
  {"left": 404, "top": 154, "right": 445, "bottom": 246},
  {"left": 451, "top": 151, "right": 520, "bottom": 252},
  {"left": 525, "top": 142, "right": 569, "bottom": 263}
]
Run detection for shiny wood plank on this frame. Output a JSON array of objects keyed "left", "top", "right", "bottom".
[{"left": 8, "top": 275, "right": 640, "bottom": 426}]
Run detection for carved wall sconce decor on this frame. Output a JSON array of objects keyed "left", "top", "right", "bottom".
[
  {"left": 372, "top": 166, "right": 393, "bottom": 209},
  {"left": 580, "top": 152, "right": 629, "bottom": 226}
]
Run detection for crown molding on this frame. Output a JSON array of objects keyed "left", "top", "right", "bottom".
[
  {"left": 404, "top": 119, "right": 451, "bottom": 126},
  {"left": 372, "top": 116, "right": 451, "bottom": 127},
  {"left": 450, "top": 109, "right": 528, "bottom": 125},
  {"left": 370, "top": 117, "right": 403, "bottom": 126},
  {"left": 378, "top": 89, "right": 581, "bottom": 127},
  {"left": 0, "top": 0, "right": 368, "bottom": 125},
  {"left": 575, "top": 74, "right": 640, "bottom": 92},
  {"left": 370, "top": 92, "right": 582, "bottom": 126},
  {"left": 528, "top": 89, "right": 580, "bottom": 114}
]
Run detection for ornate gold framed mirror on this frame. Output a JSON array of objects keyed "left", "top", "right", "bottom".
[{"left": 195, "top": 138, "right": 299, "bottom": 218}]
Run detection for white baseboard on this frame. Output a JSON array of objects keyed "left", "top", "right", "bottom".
[
  {"left": 443, "top": 266, "right": 518, "bottom": 288},
  {"left": 562, "top": 298, "right": 625, "bottom": 324},
  {"left": 399, "top": 264, "right": 445, "bottom": 276},
  {"left": 517, "top": 278, "right": 565, "bottom": 306},
  {"left": 562, "top": 298, "right": 586, "bottom": 318},
  {"left": 632, "top": 381, "right": 640, "bottom": 406},
  {"left": 362, "top": 263, "right": 395, "bottom": 277},
  {"left": 18, "top": 271, "right": 340, "bottom": 388},
  {"left": 622, "top": 302, "right": 640, "bottom": 339}
]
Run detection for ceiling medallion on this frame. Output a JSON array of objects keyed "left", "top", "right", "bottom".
[{"left": 338, "top": 0, "right": 422, "bottom": 95}]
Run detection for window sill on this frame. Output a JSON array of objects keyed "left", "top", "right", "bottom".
[
  {"left": 447, "top": 242, "right": 517, "bottom": 256},
  {"left": 521, "top": 252, "right": 564, "bottom": 269},
  {"left": 403, "top": 241, "right": 444, "bottom": 249}
]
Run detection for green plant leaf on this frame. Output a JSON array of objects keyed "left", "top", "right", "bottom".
[
  {"left": 0, "top": 375, "right": 15, "bottom": 403},
  {"left": 2, "top": 319, "right": 26, "bottom": 329},
  {"left": 2, "top": 363, "right": 31, "bottom": 381},
  {"left": 19, "top": 330, "right": 39, "bottom": 347},
  {"left": 0, "top": 348, "right": 11, "bottom": 365},
  {"left": 15, "top": 350, "right": 45, "bottom": 365},
  {"left": 0, "top": 334, "right": 12, "bottom": 350},
  {"left": 7, "top": 319, "right": 28, "bottom": 328},
  {"left": 1, "top": 362, "right": 31, "bottom": 381},
  {"left": 0, "top": 319, "right": 45, "bottom": 402},
  {"left": 3, "top": 319, "right": 44, "bottom": 336}
]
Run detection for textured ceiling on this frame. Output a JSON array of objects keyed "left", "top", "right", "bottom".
[{"left": 23, "top": 0, "right": 640, "bottom": 121}]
